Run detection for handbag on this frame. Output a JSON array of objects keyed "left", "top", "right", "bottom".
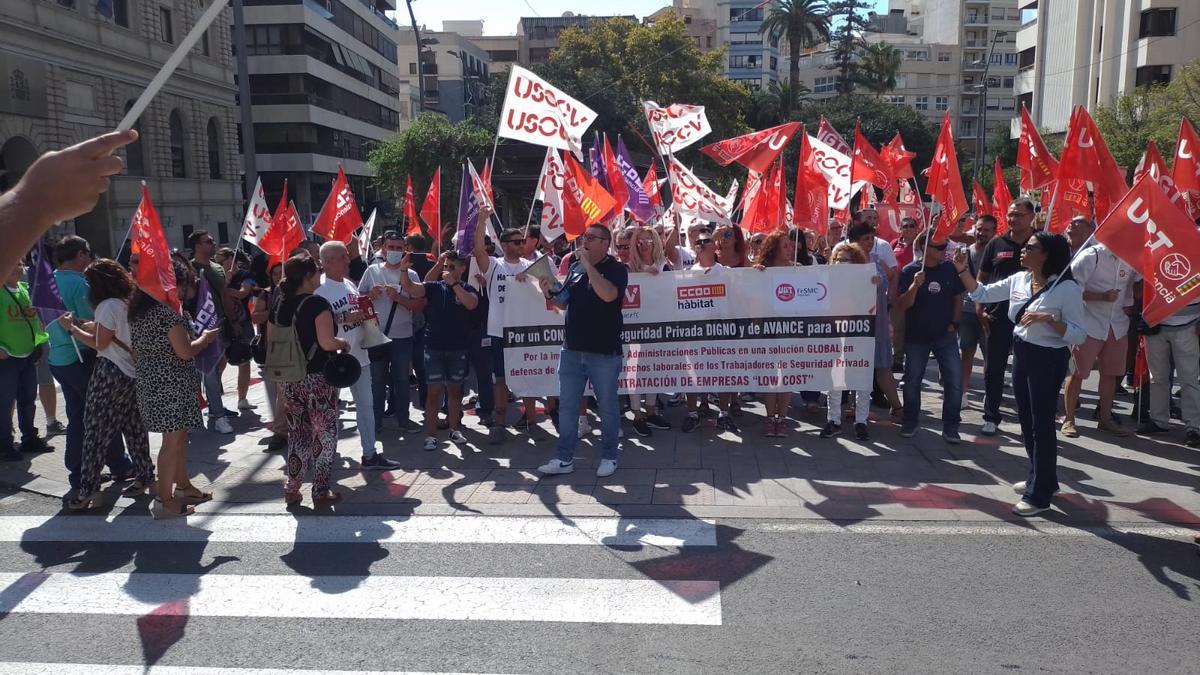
[{"left": 367, "top": 300, "right": 399, "bottom": 363}]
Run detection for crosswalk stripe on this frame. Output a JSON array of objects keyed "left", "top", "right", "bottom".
[
  {"left": 0, "top": 665, "right": 503, "bottom": 675},
  {"left": 0, "top": 572, "right": 723, "bottom": 626},
  {"left": 0, "top": 515, "right": 717, "bottom": 547}
]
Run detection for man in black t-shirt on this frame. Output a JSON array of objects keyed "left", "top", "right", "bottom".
[
  {"left": 974, "top": 198, "right": 1037, "bottom": 435},
  {"left": 896, "top": 232, "right": 965, "bottom": 442},
  {"left": 536, "top": 224, "right": 628, "bottom": 478}
]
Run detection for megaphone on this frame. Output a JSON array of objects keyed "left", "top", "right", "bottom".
[
  {"left": 522, "top": 254, "right": 563, "bottom": 294},
  {"left": 359, "top": 318, "right": 391, "bottom": 350}
]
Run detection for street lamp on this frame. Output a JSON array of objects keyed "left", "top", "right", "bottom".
[{"left": 973, "top": 30, "right": 1008, "bottom": 180}]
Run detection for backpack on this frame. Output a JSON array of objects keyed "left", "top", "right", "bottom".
[{"left": 264, "top": 294, "right": 318, "bottom": 384}]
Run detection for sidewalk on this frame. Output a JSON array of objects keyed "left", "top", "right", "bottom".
[{"left": 2, "top": 364, "right": 1198, "bottom": 527}]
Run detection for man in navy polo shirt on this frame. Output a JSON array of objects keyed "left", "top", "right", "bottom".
[
  {"left": 897, "top": 231, "right": 965, "bottom": 443},
  {"left": 536, "top": 224, "right": 628, "bottom": 478}
]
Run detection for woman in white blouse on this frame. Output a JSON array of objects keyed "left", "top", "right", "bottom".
[{"left": 954, "top": 231, "right": 1086, "bottom": 517}]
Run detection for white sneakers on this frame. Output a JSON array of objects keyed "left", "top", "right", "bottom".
[
  {"left": 449, "top": 430, "right": 467, "bottom": 444},
  {"left": 1012, "top": 481, "right": 1061, "bottom": 496},
  {"left": 538, "top": 458, "right": 575, "bottom": 475},
  {"left": 596, "top": 459, "right": 618, "bottom": 477},
  {"left": 212, "top": 417, "right": 234, "bottom": 434},
  {"left": 423, "top": 436, "right": 437, "bottom": 452},
  {"left": 980, "top": 421, "right": 998, "bottom": 436},
  {"left": 578, "top": 415, "right": 592, "bottom": 436},
  {"left": 1012, "top": 500, "right": 1050, "bottom": 517}
]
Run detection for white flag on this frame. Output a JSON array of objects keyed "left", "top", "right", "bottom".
[
  {"left": 668, "top": 157, "right": 731, "bottom": 226},
  {"left": 643, "top": 101, "right": 711, "bottom": 155},
  {"left": 806, "top": 134, "right": 864, "bottom": 211},
  {"left": 724, "top": 178, "right": 739, "bottom": 209},
  {"left": 239, "top": 177, "right": 273, "bottom": 246},
  {"left": 498, "top": 65, "right": 596, "bottom": 160},
  {"left": 535, "top": 148, "right": 567, "bottom": 243},
  {"left": 357, "top": 208, "right": 377, "bottom": 260}
]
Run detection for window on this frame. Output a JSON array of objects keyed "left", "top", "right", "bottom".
[
  {"left": 729, "top": 54, "right": 759, "bottom": 69},
  {"left": 735, "top": 78, "right": 762, "bottom": 92},
  {"left": 731, "top": 7, "right": 763, "bottom": 22},
  {"left": 217, "top": 223, "right": 230, "bottom": 244},
  {"left": 814, "top": 76, "right": 836, "bottom": 93},
  {"left": 123, "top": 102, "right": 146, "bottom": 176},
  {"left": 1139, "top": 8, "right": 1176, "bottom": 38},
  {"left": 886, "top": 95, "right": 905, "bottom": 105},
  {"left": 1135, "top": 64, "right": 1172, "bottom": 87},
  {"left": 937, "top": 51, "right": 951, "bottom": 62},
  {"left": 56, "top": 0, "right": 76, "bottom": 8},
  {"left": 987, "top": 76, "right": 1000, "bottom": 88},
  {"left": 169, "top": 110, "right": 187, "bottom": 178},
  {"left": 769, "top": 56, "right": 778, "bottom": 71},
  {"left": 160, "top": 7, "right": 174, "bottom": 43},
  {"left": 990, "top": 52, "right": 1003, "bottom": 64},
  {"left": 112, "top": 0, "right": 129, "bottom": 27},
  {"left": 201, "top": 30, "right": 211, "bottom": 57},
  {"left": 1003, "top": 76, "right": 1014, "bottom": 88},
  {"left": 1005, "top": 53, "right": 1018, "bottom": 65},
  {"left": 207, "top": 118, "right": 222, "bottom": 179},
  {"left": 1018, "top": 47, "right": 1035, "bottom": 70},
  {"left": 729, "top": 32, "right": 763, "bottom": 45},
  {"left": 935, "top": 96, "right": 949, "bottom": 111},
  {"left": 915, "top": 95, "right": 928, "bottom": 110},
  {"left": 408, "top": 62, "right": 417, "bottom": 75},
  {"left": 905, "top": 50, "right": 927, "bottom": 61}
]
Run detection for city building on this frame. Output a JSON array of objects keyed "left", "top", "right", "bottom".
[
  {"left": 470, "top": 34, "right": 521, "bottom": 73},
  {"left": 517, "top": 14, "right": 637, "bottom": 67},
  {"left": 398, "top": 28, "right": 490, "bottom": 123},
  {"left": 644, "top": 1, "right": 719, "bottom": 53},
  {"left": 241, "top": 0, "right": 408, "bottom": 223},
  {"left": 714, "top": 0, "right": 785, "bottom": 91},
  {"left": 1016, "top": 0, "right": 1200, "bottom": 135},
  {"left": 0, "top": 0, "right": 243, "bottom": 256},
  {"left": 862, "top": 20, "right": 962, "bottom": 129}
]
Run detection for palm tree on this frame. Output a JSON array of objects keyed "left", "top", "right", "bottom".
[
  {"left": 855, "top": 42, "right": 901, "bottom": 97},
  {"left": 747, "top": 81, "right": 810, "bottom": 127},
  {"left": 759, "top": 0, "right": 832, "bottom": 119}
]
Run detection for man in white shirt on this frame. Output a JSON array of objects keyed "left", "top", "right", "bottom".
[
  {"left": 1143, "top": 298, "right": 1200, "bottom": 447},
  {"left": 471, "top": 210, "right": 537, "bottom": 444},
  {"left": 317, "top": 241, "right": 401, "bottom": 470},
  {"left": 359, "top": 231, "right": 426, "bottom": 437},
  {"left": 1062, "top": 243, "right": 1137, "bottom": 438}
]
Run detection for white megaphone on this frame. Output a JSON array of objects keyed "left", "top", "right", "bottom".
[
  {"left": 522, "top": 254, "right": 562, "bottom": 294},
  {"left": 359, "top": 317, "right": 391, "bottom": 350}
]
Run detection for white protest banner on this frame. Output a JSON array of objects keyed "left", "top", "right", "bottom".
[
  {"left": 668, "top": 157, "right": 732, "bottom": 226},
  {"left": 502, "top": 266, "right": 877, "bottom": 396},
  {"left": 642, "top": 101, "right": 712, "bottom": 155},
  {"left": 238, "top": 177, "right": 273, "bottom": 247},
  {"left": 498, "top": 65, "right": 596, "bottom": 159},
  {"left": 534, "top": 148, "right": 568, "bottom": 242}
]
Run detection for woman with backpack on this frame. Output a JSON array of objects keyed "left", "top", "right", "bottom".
[
  {"left": 268, "top": 255, "right": 349, "bottom": 506},
  {"left": 129, "top": 259, "right": 221, "bottom": 518},
  {"left": 60, "top": 259, "right": 155, "bottom": 509}
]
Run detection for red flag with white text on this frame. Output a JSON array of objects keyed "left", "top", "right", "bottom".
[
  {"left": 699, "top": 122, "right": 801, "bottom": 174},
  {"left": 792, "top": 132, "right": 829, "bottom": 235},
  {"left": 926, "top": 112, "right": 968, "bottom": 243},
  {"left": 311, "top": 166, "right": 362, "bottom": 244},
  {"left": 850, "top": 121, "right": 891, "bottom": 189},
  {"left": 419, "top": 167, "right": 441, "bottom": 241},
  {"left": 1017, "top": 104, "right": 1058, "bottom": 191},
  {"left": 130, "top": 185, "right": 180, "bottom": 314},
  {"left": 1171, "top": 118, "right": 1200, "bottom": 220},
  {"left": 972, "top": 181, "right": 993, "bottom": 219},
  {"left": 1053, "top": 106, "right": 1127, "bottom": 222},
  {"left": 992, "top": 158, "right": 1013, "bottom": 235}
]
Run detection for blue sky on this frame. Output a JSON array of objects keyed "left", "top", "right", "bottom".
[{"left": 409, "top": 0, "right": 891, "bottom": 36}]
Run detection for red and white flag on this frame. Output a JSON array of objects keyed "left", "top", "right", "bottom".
[
  {"left": 261, "top": 184, "right": 305, "bottom": 269},
  {"left": 699, "top": 122, "right": 801, "bottom": 174},
  {"left": 850, "top": 121, "right": 891, "bottom": 190},
  {"left": 535, "top": 148, "right": 568, "bottom": 243},
  {"left": 359, "top": 208, "right": 379, "bottom": 255},
  {"left": 1171, "top": 118, "right": 1200, "bottom": 220},
  {"left": 498, "top": 65, "right": 595, "bottom": 159},
  {"left": 419, "top": 167, "right": 441, "bottom": 243},
  {"left": 972, "top": 181, "right": 993, "bottom": 219},
  {"left": 1095, "top": 174, "right": 1200, "bottom": 326},
  {"left": 669, "top": 156, "right": 732, "bottom": 226},
  {"left": 1052, "top": 106, "right": 1127, "bottom": 224},
  {"left": 1135, "top": 140, "right": 1187, "bottom": 215},
  {"left": 642, "top": 101, "right": 711, "bottom": 155},
  {"left": 816, "top": 116, "right": 850, "bottom": 155},
  {"left": 130, "top": 185, "right": 180, "bottom": 314},
  {"left": 311, "top": 166, "right": 363, "bottom": 244},
  {"left": 992, "top": 158, "right": 1013, "bottom": 234},
  {"left": 792, "top": 131, "right": 828, "bottom": 235},
  {"left": 926, "top": 112, "right": 968, "bottom": 243},
  {"left": 1017, "top": 103, "right": 1059, "bottom": 192},
  {"left": 402, "top": 176, "right": 420, "bottom": 236},
  {"left": 239, "top": 177, "right": 273, "bottom": 247}
]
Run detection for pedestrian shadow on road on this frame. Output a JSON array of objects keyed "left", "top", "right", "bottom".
[{"left": 280, "top": 514, "right": 394, "bottom": 594}]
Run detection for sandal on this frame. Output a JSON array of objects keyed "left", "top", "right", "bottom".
[
  {"left": 284, "top": 490, "right": 303, "bottom": 505},
  {"left": 66, "top": 492, "right": 100, "bottom": 511},
  {"left": 174, "top": 487, "right": 213, "bottom": 505},
  {"left": 152, "top": 498, "right": 195, "bottom": 520},
  {"left": 312, "top": 491, "right": 342, "bottom": 506},
  {"left": 122, "top": 480, "right": 153, "bottom": 498}
]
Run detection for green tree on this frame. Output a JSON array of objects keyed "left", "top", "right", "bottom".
[
  {"left": 825, "top": 0, "right": 872, "bottom": 95},
  {"left": 747, "top": 80, "right": 812, "bottom": 127},
  {"left": 368, "top": 112, "right": 493, "bottom": 207},
  {"left": 759, "top": 0, "right": 831, "bottom": 119},
  {"left": 855, "top": 42, "right": 901, "bottom": 97},
  {"left": 1094, "top": 60, "right": 1200, "bottom": 174},
  {"left": 795, "top": 94, "right": 938, "bottom": 174}
]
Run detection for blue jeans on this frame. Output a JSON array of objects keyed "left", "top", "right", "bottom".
[
  {"left": 555, "top": 349, "right": 622, "bottom": 462},
  {"left": 0, "top": 355, "right": 38, "bottom": 447},
  {"left": 370, "top": 337, "right": 413, "bottom": 425},
  {"left": 902, "top": 332, "right": 963, "bottom": 431},
  {"left": 412, "top": 329, "right": 427, "bottom": 405},
  {"left": 469, "top": 339, "right": 495, "bottom": 416},
  {"left": 1012, "top": 339, "right": 1070, "bottom": 508},
  {"left": 50, "top": 359, "right": 129, "bottom": 490},
  {"left": 345, "top": 367, "right": 376, "bottom": 457},
  {"left": 202, "top": 367, "right": 227, "bottom": 419}
]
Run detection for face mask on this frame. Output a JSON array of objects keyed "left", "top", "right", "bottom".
[{"left": 386, "top": 250, "right": 404, "bottom": 265}]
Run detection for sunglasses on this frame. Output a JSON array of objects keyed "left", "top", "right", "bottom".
[
  {"left": 615, "top": 244, "right": 631, "bottom": 251},
  {"left": 695, "top": 239, "right": 714, "bottom": 247}
]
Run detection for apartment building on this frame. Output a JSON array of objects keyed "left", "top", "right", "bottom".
[{"left": 398, "top": 29, "right": 490, "bottom": 123}]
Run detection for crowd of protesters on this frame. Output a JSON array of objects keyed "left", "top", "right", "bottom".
[{"left": 2, "top": 130, "right": 1200, "bottom": 521}]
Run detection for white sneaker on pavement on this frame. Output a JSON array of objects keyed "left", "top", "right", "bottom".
[
  {"left": 596, "top": 459, "right": 617, "bottom": 477},
  {"left": 578, "top": 415, "right": 592, "bottom": 436},
  {"left": 213, "top": 417, "right": 234, "bottom": 434},
  {"left": 1012, "top": 500, "right": 1050, "bottom": 517},
  {"left": 538, "top": 458, "right": 575, "bottom": 475},
  {"left": 423, "top": 436, "right": 438, "bottom": 452},
  {"left": 1012, "top": 481, "right": 1060, "bottom": 496},
  {"left": 449, "top": 429, "right": 467, "bottom": 443},
  {"left": 980, "top": 421, "right": 998, "bottom": 436}
]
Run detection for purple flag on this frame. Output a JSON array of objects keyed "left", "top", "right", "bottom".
[
  {"left": 28, "top": 240, "right": 67, "bottom": 326},
  {"left": 455, "top": 163, "right": 481, "bottom": 257},
  {"left": 190, "top": 271, "right": 223, "bottom": 374},
  {"left": 615, "top": 136, "right": 655, "bottom": 223},
  {"left": 589, "top": 133, "right": 610, "bottom": 192}
]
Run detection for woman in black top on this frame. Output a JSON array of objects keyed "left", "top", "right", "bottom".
[{"left": 270, "top": 255, "right": 348, "bottom": 506}]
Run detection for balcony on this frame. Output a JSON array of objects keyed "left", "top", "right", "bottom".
[
  {"left": 963, "top": 59, "right": 986, "bottom": 72},
  {"left": 962, "top": 84, "right": 984, "bottom": 95},
  {"left": 965, "top": 14, "right": 988, "bottom": 26}
]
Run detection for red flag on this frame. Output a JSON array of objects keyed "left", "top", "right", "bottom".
[
  {"left": 992, "top": 158, "right": 1013, "bottom": 234},
  {"left": 402, "top": 176, "right": 421, "bottom": 237},
  {"left": 792, "top": 132, "right": 829, "bottom": 235},
  {"left": 1017, "top": 104, "right": 1059, "bottom": 191},
  {"left": 1045, "top": 178, "right": 1090, "bottom": 234},
  {"left": 817, "top": 116, "right": 851, "bottom": 155},
  {"left": 1095, "top": 174, "right": 1200, "bottom": 326},
  {"left": 480, "top": 160, "right": 495, "bottom": 206},
  {"left": 1053, "top": 106, "right": 1127, "bottom": 223},
  {"left": 1171, "top": 118, "right": 1200, "bottom": 220},
  {"left": 1135, "top": 140, "right": 1189, "bottom": 216},
  {"left": 972, "top": 181, "right": 993, "bottom": 219},
  {"left": 850, "top": 121, "right": 891, "bottom": 189},
  {"left": 882, "top": 133, "right": 915, "bottom": 180},
  {"left": 258, "top": 180, "right": 291, "bottom": 263},
  {"left": 561, "top": 152, "right": 617, "bottom": 238},
  {"left": 770, "top": 161, "right": 787, "bottom": 230},
  {"left": 926, "top": 112, "right": 968, "bottom": 243},
  {"left": 601, "top": 135, "right": 629, "bottom": 214},
  {"left": 740, "top": 168, "right": 772, "bottom": 233},
  {"left": 1132, "top": 335, "right": 1150, "bottom": 387},
  {"left": 643, "top": 163, "right": 663, "bottom": 209},
  {"left": 130, "top": 185, "right": 180, "bottom": 314},
  {"left": 267, "top": 200, "right": 304, "bottom": 269},
  {"left": 419, "top": 167, "right": 441, "bottom": 242},
  {"left": 311, "top": 166, "right": 363, "bottom": 244},
  {"left": 699, "top": 122, "right": 801, "bottom": 174}
]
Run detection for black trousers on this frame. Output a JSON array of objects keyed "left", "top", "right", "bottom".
[
  {"left": 982, "top": 315, "right": 1015, "bottom": 424},
  {"left": 1011, "top": 338, "right": 1071, "bottom": 507}
]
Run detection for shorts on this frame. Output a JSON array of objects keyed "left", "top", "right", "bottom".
[
  {"left": 958, "top": 311, "right": 988, "bottom": 354},
  {"left": 489, "top": 335, "right": 506, "bottom": 379},
  {"left": 424, "top": 349, "right": 469, "bottom": 385},
  {"left": 1072, "top": 333, "right": 1128, "bottom": 379},
  {"left": 36, "top": 356, "right": 52, "bottom": 386}
]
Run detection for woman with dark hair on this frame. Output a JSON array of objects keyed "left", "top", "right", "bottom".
[
  {"left": 788, "top": 228, "right": 824, "bottom": 265},
  {"left": 714, "top": 224, "right": 750, "bottom": 269},
  {"left": 956, "top": 231, "right": 1085, "bottom": 517},
  {"left": 252, "top": 261, "right": 287, "bottom": 451},
  {"left": 215, "top": 246, "right": 256, "bottom": 411},
  {"left": 60, "top": 259, "right": 155, "bottom": 509},
  {"left": 130, "top": 259, "right": 221, "bottom": 518},
  {"left": 755, "top": 230, "right": 799, "bottom": 436},
  {"left": 270, "top": 255, "right": 349, "bottom": 505}
]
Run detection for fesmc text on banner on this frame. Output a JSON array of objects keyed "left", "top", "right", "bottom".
[{"left": 500, "top": 266, "right": 877, "bottom": 396}]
